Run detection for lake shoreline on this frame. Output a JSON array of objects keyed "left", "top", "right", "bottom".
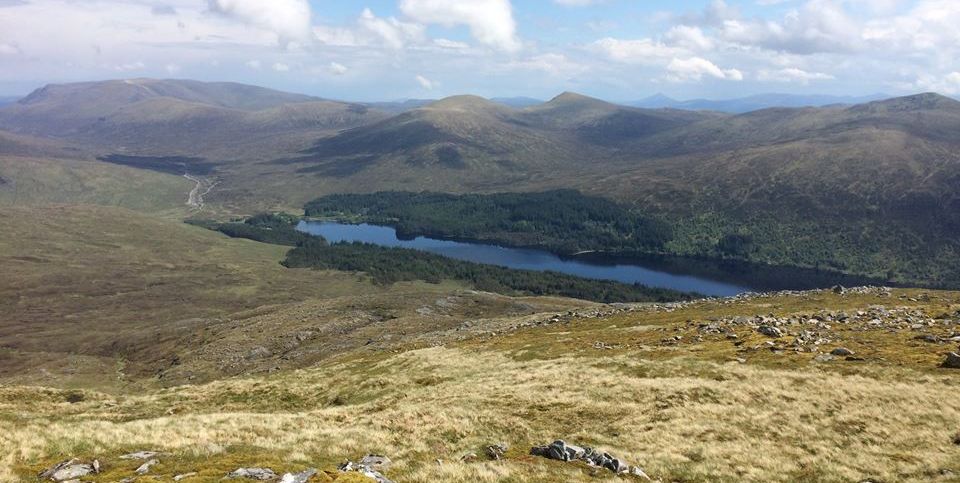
[{"left": 299, "top": 218, "right": 890, "bottom": 294}]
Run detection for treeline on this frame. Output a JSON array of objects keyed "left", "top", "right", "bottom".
[
  {"left": 187, "top": 212, "right": 309, "bottom": 246},
  {"left": 303, "top": 190, "right": 673, "bottom": 254},
  {"left": 188, "top": 213, "right": 692, "bottom": 303},
  {"left": 284, "top": 238, "right": 691, "bottom": 303}
]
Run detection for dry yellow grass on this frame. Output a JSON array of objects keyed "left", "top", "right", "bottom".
[{"left": 4, "top": 289, "right": 960, "bottom": 482}]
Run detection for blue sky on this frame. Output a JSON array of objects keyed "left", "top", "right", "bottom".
[{"left": 0, "top": 0, "right": 957, "bottom": 101}]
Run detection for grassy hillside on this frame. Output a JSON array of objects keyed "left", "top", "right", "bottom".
[
  {"left": 4, "top": 287, "right": 959, "bottom": 482},
  {"left": 0, "top": 156, "right": 192, "bottom": 215},
  {"left": 3, "top": 81, "right": 960, "bottom": 285},
  {"left": 0, "top": 204, "right": 588, "bottom": 390},
  {"left": 0, "top": 79, "right": 388, "bottom": 156}
]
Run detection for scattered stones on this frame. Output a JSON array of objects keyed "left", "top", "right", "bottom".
[
  {"left": 174, "top": 472, "right": 198, "bottom": 481},
  {"left": 135, "top": 459, "right": 158, "bottom": 475},
  {"left": 279, "top": 468, "right": 317, "bottom": 483},
  {"left": 831, "top": 347, "right": 855, "bottom": 356},
  {"left": 941, "top": 352, "right": 960, "bottom": 369},
  {"left": 530, "top": 440, "right": 584, "bottom": 462},
  {"left": 38, "top": 459, "right": 97, "bottom": 482},
  {"left": 485, "top": 443, "right": 508, "bottom": 460},
  {"left": 119, "top": 451, "right": 160, "bottom": 460},
  {"left": 630, "top": 466, "right": 653, "bottom": 480},
  {"left": 529, "top": 440, "right": 645, "bottom": 476},
  {"left": 459, "top": 452, "right": 478, "bottom": 462},
  {"left": 358, "top": 455, "right": 391, "bottom": 470},
  {"left": 339, "top": 455, "right": 393, "bottom": 483},
  {"left": 813, "top": 354, "right": 835, "bottom": 363},
  {"left": 226, "top": 467, "right": 279, "bottom": 480},
  {"left": 915, "top": 334, "right": 941, "bottom": 343},
  {"left": 952, "top": 432, "right": 960, "bottom": 445},
  {"left": 758, "top": 325, "right": 783, "bottom": 338}
]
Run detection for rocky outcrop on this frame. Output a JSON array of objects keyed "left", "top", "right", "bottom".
[
  {"left": 226, "top": 467, "right": 279, "bottom": 480},
  {"left": 279, "top": 468, "right": 317, "bottom": 483},
  {"left": 338, "top": 454, "right": 393, "bottom": 483},
  {"left": 135, "top": 458, "right": 159, "bottom": 475},
  {"left": 38, "top": 459, "right": 100, "bottom": 482},
  {"left": 529, "top": 440, "right": 649, "bottom": 478}
]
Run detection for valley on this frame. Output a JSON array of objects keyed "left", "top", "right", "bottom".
[{"left": 1, "top": 78, "right": 960, "bottom": 482}]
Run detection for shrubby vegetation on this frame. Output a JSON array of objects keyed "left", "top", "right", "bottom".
[
  {"left": 187, "top": 213, "right": 309, "bottom": 246},
  {"left": 302, "top": 190, "right": 960, "bottom": 287},
  {"left": 304, "top": 190, "right": 673, "bottom": 254},
  {"left": 190, "top": 213, "right": 691, "bottom": 303}
]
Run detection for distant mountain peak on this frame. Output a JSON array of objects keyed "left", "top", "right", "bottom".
[
  {"left": 643, "top": 93, "right": 676, "bottom": 102},
  {"left": 425, "top": 95, "right": 497, "bottom": 110},
  {"left": 548, "top": 91, "right": 603, "bottom": 105},
  {"left": 848, "top": 92, "right": 960, "bottom": 114}
]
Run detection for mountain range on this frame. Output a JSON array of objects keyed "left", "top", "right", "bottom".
[
  {"left": 629, "top": 92, "right": 893, "bottom": 113},
  {"left": 2, "top": 78, "right": 959, "bottom": 284}
]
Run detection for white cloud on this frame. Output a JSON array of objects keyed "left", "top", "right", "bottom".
[
  {"left": 718, "top": 0, "right": 863, "bottom": 54},
  {"left": 329, "top": 62, "right": 348, "bottom": 75},
  {"left": 758, "top": 67, "right": 834, "bottom": 83},
  {"left": 506, "top": 53, "right": 585, "bottom": 77},
  {"left": 415, "top": 74, "right": 434, "bottom": 89},
  {"left": 591, "top": 37, "right": 683, "bottom": 64},
  {"left": 314, "top": 8, "right": 425, "bottom": 49},
  {"left": 165, "top": 63, "right": 181, "bottom": 74},
  {"left": 358, "top": 8, "right": 425, "bottom": 49},
  {"left": 245, "top": 59, "right": 262, "bottom": 70},
  {"left": 911, "top": 72, "right": 960, "bottom": 95},
  {"left": 114, "top": 61, "right": 146, "bottom": 72},
  {"left": 207, "top": 0, "right": 312, "bottom": 47},
  {"left": 665, "top": 25, "right": 714, "bottom": 51},
  {"left": 399, "top": 0, "right": 521, "bottom": 52},
  {"left": 666, "top": 57, "right": 743, "bottom": 82},
  {"left": 272, "top": 62, "right": 290, "bottom": 72},
  {"left": 433, "top": 38, "right": 469, "bottom": 50},
  {"left": 0, "top": 43, "right": 20, "bottom": 55}
]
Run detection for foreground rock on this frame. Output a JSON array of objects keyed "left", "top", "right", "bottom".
[
  {"left": 485, "top": 442, "right": 508, "bottom": 460},
  {"left": 38, "top": 459, "right": 99, "bottom": 481},
  {"left": 226, "top": 467, "right": 279, "bottom": 480},
  {"left": 338, "top": 454, "right": 393, "bottom": 483},
  {"left": 280, "top": 468, "right": 317, "bottom": 483},
  {"left": 830, "top": 347, "right": 855, "bottom": 356},
  {"left": 941, "top": 352, "right": 960, "bottom": 369},
  {"left": 530, "top": 440, "right": 649, "bottom": 479},
  {"left": 135, "top": 458, "right": 159, "bottom": 475}
]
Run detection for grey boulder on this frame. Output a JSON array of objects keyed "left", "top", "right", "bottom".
[{"left": 226, "top": 467, "right": 279, "bottom": 480}]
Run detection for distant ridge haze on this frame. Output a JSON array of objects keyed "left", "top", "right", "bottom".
[
  {"left": 3, "top": 79, "right": 949, "bottom": 114},
  {"left": 629, "top": 92, "right": 894, "bottom": 113}
]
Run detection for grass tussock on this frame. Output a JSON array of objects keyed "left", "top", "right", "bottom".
[{"left": 4, "top": 323, "right": 960, "bottom": 482}]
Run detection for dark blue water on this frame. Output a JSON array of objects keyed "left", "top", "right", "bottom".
[{"left": 296, "top": 221, "right": 755, "bottom": 296}]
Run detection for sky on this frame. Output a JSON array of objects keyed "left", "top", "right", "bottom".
[{"left": 0, "top": 0, "right": 959, "bottom": 101}]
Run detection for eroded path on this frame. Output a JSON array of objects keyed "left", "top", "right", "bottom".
[{"left": 183, "top": 173, "right": 217, "bottom": 211}]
